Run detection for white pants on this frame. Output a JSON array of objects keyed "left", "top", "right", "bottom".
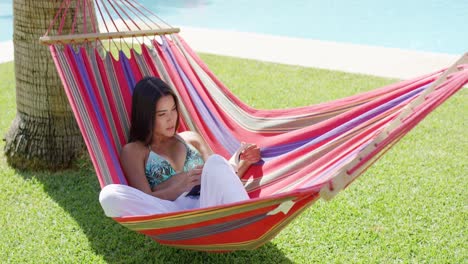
[{"left": 99, "top": 154, "right": 249, "bottom": 217}]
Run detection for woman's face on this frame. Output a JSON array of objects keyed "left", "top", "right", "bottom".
[{"left": 153, "top": 95, "right": 178, "bottom": 138}]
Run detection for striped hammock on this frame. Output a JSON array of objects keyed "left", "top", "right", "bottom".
[{"left": 41, "top": 0, "right": 468, "bottom": 252}]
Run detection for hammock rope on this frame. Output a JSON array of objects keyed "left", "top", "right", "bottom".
[
  {"left": 41, "top": 0, "right": 179, "bottom": 45},
  {"left": 41, "top": 0, "right": 468, "bottom": 252}
]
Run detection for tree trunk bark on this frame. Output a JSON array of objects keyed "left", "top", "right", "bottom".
[{"left": 4, "top": 0, "right": 96, "bottom": 170}]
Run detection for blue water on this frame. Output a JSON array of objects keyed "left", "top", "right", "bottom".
[
  {"left": 1, "top": 0, "right": 466, "bottom": 55},
  {"left": 0, "top": 1, "right": 12, "bottom": 42}
]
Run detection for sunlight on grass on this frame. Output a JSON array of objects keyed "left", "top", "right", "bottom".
[{"left": 0, "top": 55, "right": 466, "bottom": 263}]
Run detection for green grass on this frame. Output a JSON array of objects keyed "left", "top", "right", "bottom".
[{"left": 1, "top": 55, "right": 466, "bottom": 263}]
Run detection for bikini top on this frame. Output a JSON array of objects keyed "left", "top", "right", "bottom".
[{"left": 145, "top": 137, "right": 204, "bottom": 190}]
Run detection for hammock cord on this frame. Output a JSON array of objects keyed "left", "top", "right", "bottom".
[
  {"left": 71, "top": 0, "right": 80, "bottom": 34},
  {"left": 103, "top": 0, "right": 125, "bottom": 32},
  {"left": 125, "top": 0, "right": 158, "bottom": 30},
  {"left": 59, "top": 0, "right": 73, "bottom": 35},
  {"left": 44, "top": 0, "right": 69, "bottom": 36},
  {"left": 42, "top": 0, "right": 178, "bottom": 50},
  {"left": 94, "top": 0, "right": 115, "bottom": 50},
  {"left": 113, "top": 0, "right": 140, "bottom": 31},
  {"left": 83, "top": 0, "right": 87, "bottom": 34},
  {"left": 87, "top": 0, "right": 98, "bottom": 33},
  {"left": 95, "top": 0, "right": 110, "bottom": 33},
  {"left": 127, "top": 0, "right": 173, "bottom": 29}
]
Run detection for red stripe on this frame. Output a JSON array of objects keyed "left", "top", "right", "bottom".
[
  {"left": 51, "top": 45, "right": 106, "bottom": 186},
  {"left": 79, "top": 47, "right": 119, "bottom": 156},
  {"left": 94, "top": 50, "right": 127, "bottom": 147},
  {"left": 111, "top": 54, "right": 133, "bottom": 118},
  {"left": 128, "top": 50, "right": 144, "bottom": 81}
]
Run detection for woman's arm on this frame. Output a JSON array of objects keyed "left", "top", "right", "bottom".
[
  {"left": 180, "top": 131, "right": 260, "bottom": 177},
  {"left": 179, "top": 131, "right": 214, "bottom": 161},
  {"left": 120, "top": 142, "right": 201, "bottom": 201},
  {"left": 151, "top": 167, "right": 202, "bottom": 200},
  {"left": 120, "top": 142, "right": 152, "bottom": 193},
  {"left": 230, "top": 143, "right": 261, "bottom": 177}
]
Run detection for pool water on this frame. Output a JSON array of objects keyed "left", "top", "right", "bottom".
[
  {"left": 1, "top": 0, "right": 466, "bottom": 55},
  {"left": 0, "top": 1, "right": 12, "bottom": 41}
]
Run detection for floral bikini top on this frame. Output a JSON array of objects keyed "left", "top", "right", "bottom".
[{"left": 145, "top": 137, "right": 204, "bottom": 190}]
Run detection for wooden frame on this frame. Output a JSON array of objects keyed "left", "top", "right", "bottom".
[{"left": 39, "top": 27, "right": 180, "bottom": 45}]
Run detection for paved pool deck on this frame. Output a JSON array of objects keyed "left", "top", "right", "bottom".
[{"left": 0, "top": 26, "right": 462, "bottom": 80}]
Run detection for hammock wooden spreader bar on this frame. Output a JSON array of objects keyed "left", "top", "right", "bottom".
[
  {"left": 40, "top": 0, "right": 180, "bottom": 45},
  {"left": 39, "top": 28, "right": 180, "bottom": 45},
  {"left": 42, "top": 0, "right": 468, "bottom": 252}
]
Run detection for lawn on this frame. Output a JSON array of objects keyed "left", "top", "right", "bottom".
[{"left": 0, "top": 54, "right": 466, "bottom": 263}]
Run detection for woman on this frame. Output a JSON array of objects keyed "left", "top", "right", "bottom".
[{"left": 99, "top": 77, "right": 261, "bottom": 217}]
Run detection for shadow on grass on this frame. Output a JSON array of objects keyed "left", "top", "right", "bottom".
[{"left": 17, "top": 159, "right": 293, "bottom": 264}]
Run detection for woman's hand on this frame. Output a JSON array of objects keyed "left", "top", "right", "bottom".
[
  {"left": 239, "top": 143, "right": 261, "bottom": 165},
  {"left": 233, "top": 143, "right": 261, "bottom": 177},
  {"left": 152, "top": 165, "right": 203, "bottom": 200},
  {"left": 184, "top": 165, "right": 203, "bottom": 192}
]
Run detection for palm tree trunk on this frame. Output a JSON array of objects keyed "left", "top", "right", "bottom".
[{"left": 4, "top": 0, "right": 96, "bottom": 170}]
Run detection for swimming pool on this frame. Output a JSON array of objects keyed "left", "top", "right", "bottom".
[{"left": 1, "top": 0, "right": 466, "bottom": 55}]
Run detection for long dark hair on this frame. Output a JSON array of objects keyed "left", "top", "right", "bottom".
[{"left": 128, "top": 76, "right": 180, "bottom": 144}]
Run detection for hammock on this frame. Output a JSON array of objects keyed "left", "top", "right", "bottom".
[{"left": 41, "top": 0, "right": 468, "bottom": 252}]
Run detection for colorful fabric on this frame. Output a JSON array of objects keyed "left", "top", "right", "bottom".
[{"left": 48, "top": 34, "right": 468, "bottom": 251}]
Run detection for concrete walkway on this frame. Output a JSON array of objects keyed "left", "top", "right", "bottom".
[
  {"left": 0, "top": 41, "right": 13, "bottom": 64},
  {"left": 180, "top": 27, "right": 460, "bottom": 80},
  {"left": 1, "top": 27, "right": 462, "bottom": 80}
]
